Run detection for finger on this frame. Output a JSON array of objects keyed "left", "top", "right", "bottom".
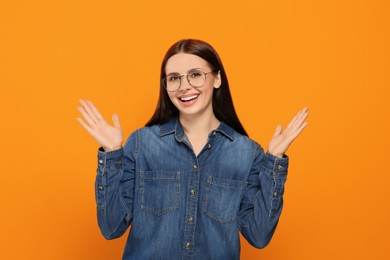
[
  {"left": 77, "top": 106, "right": 96, "bottom": 127},
  {"left": 287, "top": 108, "right": 308, "bottom": 131},
  {"left": 112, "top": 114, "right": 121, "bottom": 129},
  {"left": 286, "top": 113, "right": 299, "bottom": 130},
  {"left": 291, "top": 113, "right": 309, "bottom": 131},
  {"left": 86, "top": 100, "right": 104, "bottom": 121},
  {"left": 300, "top": 121, "right": 309, "bottom": 132},
  {"left": 289, "top": 122, "right": 309, "bottom": 140},
  {"left": 290, "top": 111, "right": 309, "bottom": 131},
  {"left": 79, "top": 99, "right": 98, "bottom": 123},
  {"left": 296, "top": 108, "right": 308, "bottom": 122},
  {"left": 273, "top": 124, "right": 283, "bottom": 137},
  {"left": 77, "top": 117, "right": 95, "bottom": 136},
  {"left": 295, "top": 112, "right": 309, "bottom": 128},
  {"left": 298, "top": 107, "right": 308, "bottom": 113},
  {"left": 286, "top": 108, "right": 304, "bottom": 130}
]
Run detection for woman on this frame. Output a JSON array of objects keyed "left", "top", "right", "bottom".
[{"left": 77, "top": 39, "right": 308, "bottom": 259}]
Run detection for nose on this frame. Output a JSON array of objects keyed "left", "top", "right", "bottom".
[{"left": 179, "top": 75, "right": 192, "bottom": 91}]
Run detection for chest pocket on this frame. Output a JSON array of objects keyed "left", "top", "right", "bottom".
[
  {"left": 140, "top": 171, "right": 180, "bottom": 216},
  {"left": 202, "top": 176, "right": 247, "bottom": 223}
]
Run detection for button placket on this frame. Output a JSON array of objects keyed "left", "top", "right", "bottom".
[
  {"left": 182, "top": 158, "right": 200, "bottom": 258},
  {"left": 97, "top": 157, "right": 105, "bottom": 176}
]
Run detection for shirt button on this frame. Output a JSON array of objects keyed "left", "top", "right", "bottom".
[
  {"left": 187, "top": 216, "right": 193, "bottom": 222},
  {"left": 273, "top": 191, "right": 278, "bottom": 197},
  {"left": 185, "top": 242, "right": 191, "bottom": 249},
  {"left": 212, "top": 131, "right": 216, "bottom": 136},
  {"left": 277, "top": 165, "right": 283, "bottom": 170},
  {"left": 98, "top": 185, "right": 104, "bottom": 190},
  {"left": 99, "top": 159, "right": 103, "bottom": 164},
  {"left": 193, "top": 164, "right": 197, "bottom": 169},
  {"left": 190, "top": 189, "right": 196, "bottom": 196},
  {"left": 207, "top": 144, "right": 212, "bottom": 149}
]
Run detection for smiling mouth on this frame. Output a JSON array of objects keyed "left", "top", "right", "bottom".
[{"left": 179, "top": 95, "right": 199, "bottom": 102}]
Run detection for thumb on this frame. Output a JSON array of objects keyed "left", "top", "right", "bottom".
[
  {"left": 273, "top": 124, "right": 282, "bottom": 137},
  {"left": 112, "top": 114, "right": 121, "bottom": 129}
]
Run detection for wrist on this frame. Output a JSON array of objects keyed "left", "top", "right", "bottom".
[
  {"left": 103, "top": 145, "right": 122, "bottom": 152},
  {"left": 267, "top": 151, "right": 284, "bottom": 158}
]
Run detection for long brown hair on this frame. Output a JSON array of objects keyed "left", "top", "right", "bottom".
[{"left": 145, "top": 39, "right": 247, "bottom": 136}]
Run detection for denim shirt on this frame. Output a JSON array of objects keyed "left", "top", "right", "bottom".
[{"left": 95, "top": 117, "right": 288, "bottom": 260}]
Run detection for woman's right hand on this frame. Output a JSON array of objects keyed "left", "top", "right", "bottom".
[{"left": 77, "top": 99, "right": 123, "bottom": 152}]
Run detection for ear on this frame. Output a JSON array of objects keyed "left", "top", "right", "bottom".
[{"left": 213, "top": 71, "right": 222, "bottom": 89}]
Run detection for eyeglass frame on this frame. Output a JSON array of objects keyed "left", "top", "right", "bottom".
[{"left": 162, "top": 69, "right": 217, "bottom": 92}]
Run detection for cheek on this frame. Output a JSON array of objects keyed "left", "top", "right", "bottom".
[
  {"left": 167, "top": 93, "right": 179, "bottom": 106},
  {"left": 167, "top": 92, "right": 175, "bottom": 101},
  {"left": 204, "top": 82, "right": 216, "bottom": 95}
]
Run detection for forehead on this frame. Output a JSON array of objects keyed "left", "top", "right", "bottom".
[{"left": 165, "top": 53, "right": 210, "bottom": 74}]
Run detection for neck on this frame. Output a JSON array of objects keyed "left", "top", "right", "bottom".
[{"left": 179, "top": 112, "right": 220, "bottom": 137}]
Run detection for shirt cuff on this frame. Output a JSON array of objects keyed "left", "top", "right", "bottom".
[
  {"left": 97, "top": 147, "right": 124, "bottom": 165},
  {"left": 263, "top": 152, "right": 289, "bottom": 175}
]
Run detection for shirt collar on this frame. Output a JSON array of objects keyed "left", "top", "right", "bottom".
[{"left": 159, "top": 116, "right": 235, "bottom": 141}]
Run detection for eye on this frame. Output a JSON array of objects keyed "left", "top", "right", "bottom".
[
  {"left": 189, "top": 71, "right": 203, "bottom": 78},
  {"left": 167, "top": 75, "right": 180, "bottom": 81}
]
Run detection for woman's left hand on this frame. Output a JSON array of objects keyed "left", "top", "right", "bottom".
[{"left": 267, "top": 107, "right": 309, "bottom": 158}]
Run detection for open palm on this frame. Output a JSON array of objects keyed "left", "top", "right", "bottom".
[
  {"left": 77, "top": 99, "right": 123, "bottom": 152},
  {"left": 267, "top": 107, "right": 309, "bottom": 158}
]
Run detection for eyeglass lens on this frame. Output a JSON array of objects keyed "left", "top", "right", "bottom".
[{"left": 164, "top": 70, "right": 207, "bottom": 91}]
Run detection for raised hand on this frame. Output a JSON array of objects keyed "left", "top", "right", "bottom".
[
  {"left": 77, "top": 99, "right": 123, "bottom": 152},
  {"left": 267, "top": 107, "right": 309, "bottom": 158}
]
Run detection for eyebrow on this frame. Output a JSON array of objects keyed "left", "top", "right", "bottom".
[{"left": 166, "top": 67, "right": 205, "bottom": 75}]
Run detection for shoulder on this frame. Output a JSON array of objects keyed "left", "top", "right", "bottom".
[
  {"left": 220, "top": 122, "right": 264, "bottom": 155},
  {"left": 122, "top": 125, "right": 161, "bottom": 155},
  {"left": 125, "top": 117, "right": 175, "bottom": 144},
  {"left": 126, "top": 124, "right": 160, "bottom": 141},
  {"left": 235, "top": 132, "right": 264, "bottom": 154}
]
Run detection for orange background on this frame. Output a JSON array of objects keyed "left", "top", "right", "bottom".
[{"left": 1, "top": 0, "right": 389, "bottom": 259}]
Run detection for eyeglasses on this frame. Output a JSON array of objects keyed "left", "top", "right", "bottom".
[{"left": 162, "top": 70, "right": 215, "bottom": 92}]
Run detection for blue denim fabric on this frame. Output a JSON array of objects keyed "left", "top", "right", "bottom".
[{"left": 95, "top": 116, "right": 288, "bottom": 260}]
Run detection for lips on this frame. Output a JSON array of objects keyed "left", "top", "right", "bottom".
[{"left": 179, "top": 95, "right": 199, "bottom": 102}]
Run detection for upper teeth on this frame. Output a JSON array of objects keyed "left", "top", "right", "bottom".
[{"left": 180, "top": 95, "right": 198, "bottom": 101}]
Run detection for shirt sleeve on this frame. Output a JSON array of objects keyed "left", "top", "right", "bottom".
[
  {"left": 95, "top": 131, "right": 138, "bottom": 240},
  {"left": 237, "top": 145, "right": 289, "bottom": 248}
]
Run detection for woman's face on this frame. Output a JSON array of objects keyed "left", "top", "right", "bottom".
[{"left": 165, "top": 53, "right": 221, "bottom": 118}]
